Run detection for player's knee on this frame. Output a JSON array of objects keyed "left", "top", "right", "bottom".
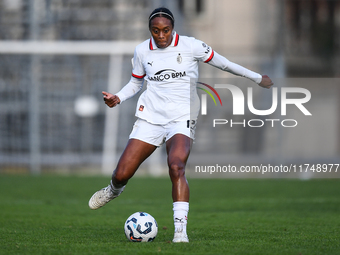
[{"left": 168, "top": 161, "right": 186, "bottom": 180}]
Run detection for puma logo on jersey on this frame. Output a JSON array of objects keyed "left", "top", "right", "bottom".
[{"left": 147, "top": 61, "right": 153, "bottom": 66}]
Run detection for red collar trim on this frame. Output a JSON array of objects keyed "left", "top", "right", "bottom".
[
  {"left": 149, "top": 38, "right": 154, "bottom": 50},
  {"left": 174, "top": 33, "right": 179, "bottom": 46},
  {"left": 149, "top": 32, "right": 179, "bottom": 50}
]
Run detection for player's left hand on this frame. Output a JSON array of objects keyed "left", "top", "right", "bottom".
[{"left": 259, "top": 75, "right": 273, "bottom": 89}]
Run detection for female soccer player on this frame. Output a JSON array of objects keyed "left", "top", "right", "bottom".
[{"left": 89, "top": 7, "right": 273, "bottom": 243}]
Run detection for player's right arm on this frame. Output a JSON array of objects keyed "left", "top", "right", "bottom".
[
  {"left": 102, "top": 76, "right": 144, "bottom": 108},
  {"left": 103, "top": 44, "right": 146, "bottom": 108}
]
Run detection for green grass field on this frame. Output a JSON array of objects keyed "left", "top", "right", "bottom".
[{"left": 0, "top": 175, "right": 339, "bottom": 255}]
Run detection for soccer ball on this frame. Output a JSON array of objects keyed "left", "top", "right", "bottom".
[{"left": 124, "top": 212, "right": 158, "bottom": 242}]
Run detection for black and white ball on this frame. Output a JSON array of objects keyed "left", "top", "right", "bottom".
[{"left": 124, "top": 212, "right": 158, "bottom": 242}]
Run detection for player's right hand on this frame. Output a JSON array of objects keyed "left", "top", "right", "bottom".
[{"left": 102, "top": 91, "right": 121, "bottom": 108}]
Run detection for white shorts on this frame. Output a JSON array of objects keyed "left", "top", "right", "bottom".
[{"left": 129, "top": 118, "right": 197, "bottom": 147}]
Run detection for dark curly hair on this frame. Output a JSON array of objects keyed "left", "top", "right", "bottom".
[{"left": 149, "top": 7, "right": 175, "bottom": 28}]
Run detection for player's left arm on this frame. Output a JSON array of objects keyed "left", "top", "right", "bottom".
[
  {"left": 193, "top": 39, "right": 273, "bottom": 88},
  {"left": 207, "top": 51, "right": 273, "bottom": 89}
]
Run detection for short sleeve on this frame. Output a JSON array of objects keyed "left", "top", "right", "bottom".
[
  {"left": 192, "top": 39, "right": 215, "bottom": 63},
  {"left": 131, "top": 47, "right": 146, "bottom": 79}
]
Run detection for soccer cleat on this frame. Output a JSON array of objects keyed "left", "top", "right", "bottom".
[
  {"left": 88, "top": 184, "right": 116, "bottom": 210},
  {"left": 172, "top": 229, "right": 189, "bottom": 243}
]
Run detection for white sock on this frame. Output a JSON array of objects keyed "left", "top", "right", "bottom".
[
  {"left": 173, "top": 202, "right": 189, "bottom": 234},
  {"left": 110, "top": 180, "right": 125, "bottom": 196}
]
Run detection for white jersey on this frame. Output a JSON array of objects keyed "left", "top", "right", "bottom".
[
  {"left": 116, "top": 31, "right": 262, "bottom": 125},
  {"left": 132, "top": 32, "right": 212, "bottom": 124}
]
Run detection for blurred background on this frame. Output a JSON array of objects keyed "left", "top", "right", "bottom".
[{"left": 0, "top": 0, "right": 339, "bottom": 177}]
